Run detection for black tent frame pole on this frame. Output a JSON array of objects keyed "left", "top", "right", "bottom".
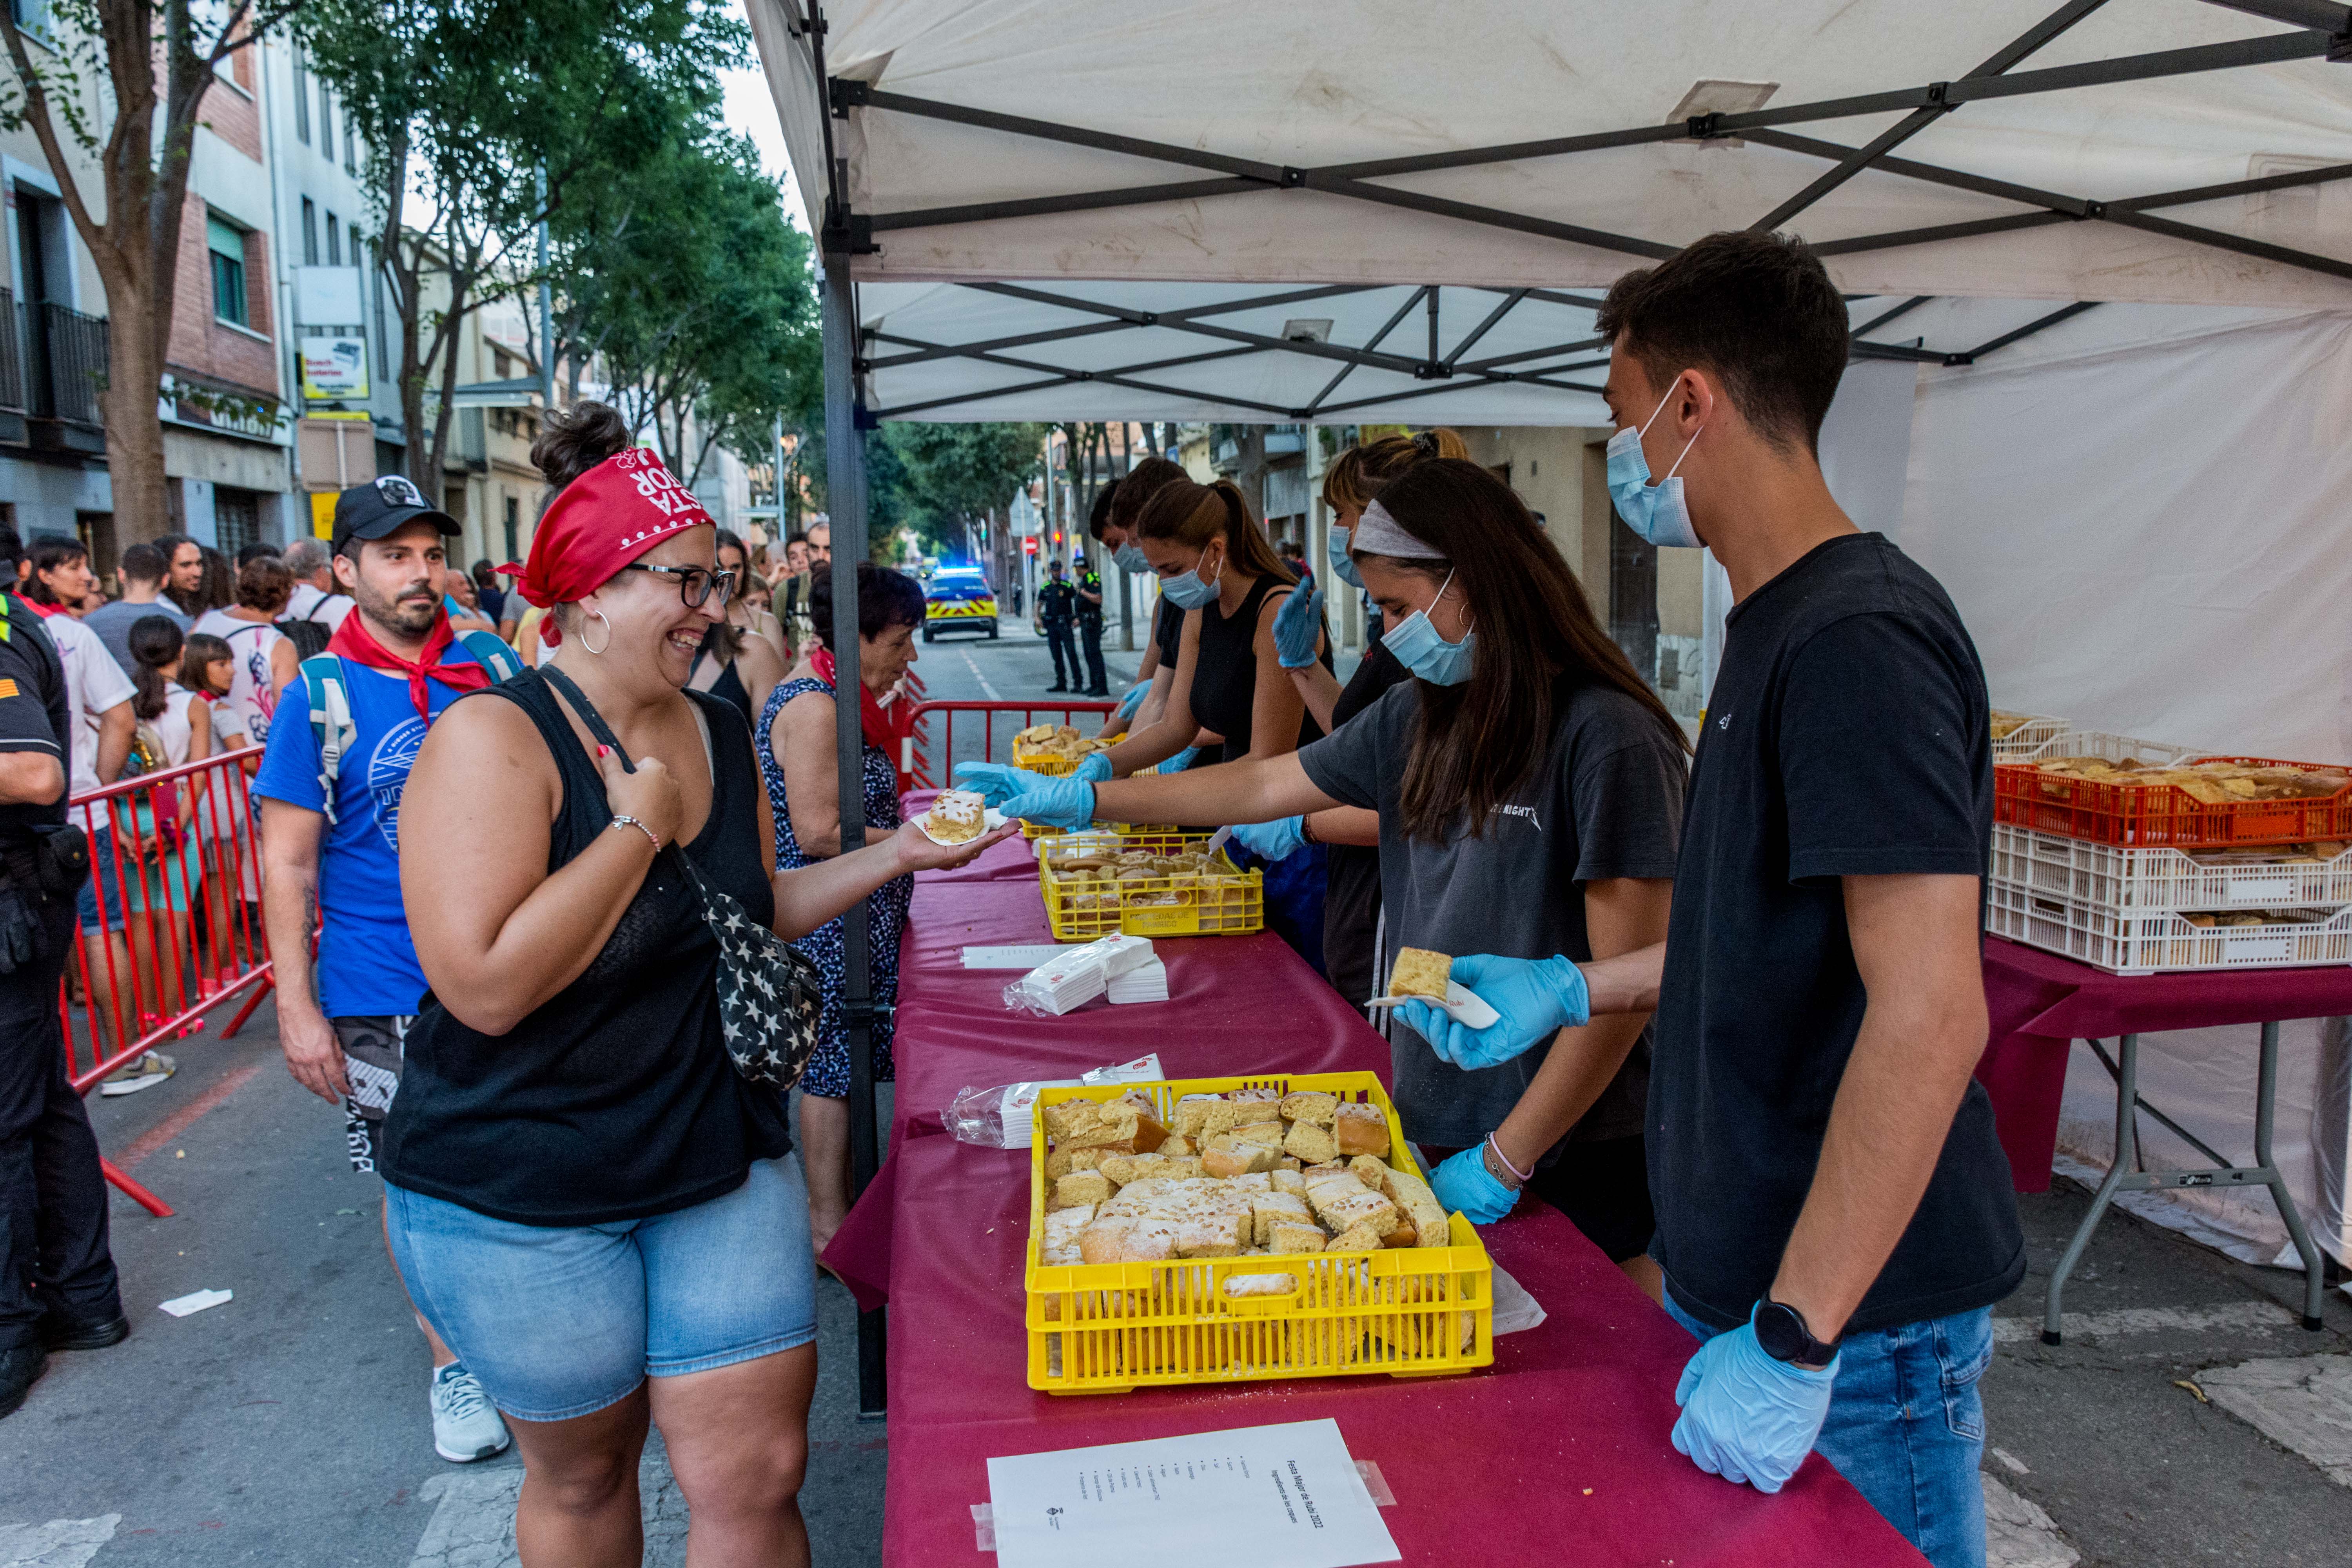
[{"left": 820, "top": 245, "right": 887, "bottom": 1420}]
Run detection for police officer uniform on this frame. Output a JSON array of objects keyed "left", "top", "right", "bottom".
[
  {"left": 0, "top": 589, "right": 125, "bottom": 1412},
  {"left": 1036, "top": 565, "right": 1080, "bottom": 691},
  {"left": 1074, "top": 555, "right": 1109, "bottom": 696}
]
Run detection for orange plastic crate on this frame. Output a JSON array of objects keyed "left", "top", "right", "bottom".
[{"left": 1994, "top": 755, "right": 2352, "bottom": 849}]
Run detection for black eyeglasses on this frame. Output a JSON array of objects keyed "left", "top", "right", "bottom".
[{"left": 619, "top": 562, "right": 735, "bottom": 610}]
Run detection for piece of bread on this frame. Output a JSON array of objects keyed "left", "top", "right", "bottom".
[
  {"left": 1388, "top": 946, "right": 1452, "bottom": 1001},
  {"left": 1278, "top": 1090, "right": 1339, "bottom": 1127},
  {"left": 1050, "top": 1170, "right": 1113, "bottom": 1211},
  {"left": 1174, "top": 1095, "right": 1226, "bottom": 1140},
  {"left": 1174, "top": 1211, "right": 1251, "bottom": 1258},
  {"left": 1159, "top": 1134, "right": 1196, "bottom": 1157},
  {"left": 922, "top": 788, "right": 987, "bottom": 844},
  {"left": 1274, "top": 1155, "right": 1302, "bottom": 1171},
  {"left": 1328, "top": 1219, "right": 1387, "bottom": 1252},
  {"left": 1282, "top": 1119, "right": 1338, "bottom": 1164},
  {"left": 1223, "top": 1271, "right": 1300, "bottom": 1298},
  {"left": 1040, "top": 1204, "right": 1095, "bottom": 1265},
  {"left": 1249, "top": 1191, "right": 1315, "bottom": 1246},
  {"left": 1269, "top": 1168, "right": 1308, "bottom": 1198},
  {"left": 1347, "top": 1155, "right": 1392, "bottom": 1189},
  {"left": 1302, "top": 1159, "right": 1347, "bottom": 1177},
  {"left": 1228, "top": 1120, "right": 1287, "bottom": 1152},
  {"left": 1377, "top": 1164, "right": 1452, "bottom": 1250},
  {"left": 1305, "top": 1178, "right": 1399, "bottom": 1237},
  {"left": 1044, "top": 1145, "right": 1109, "bottom": 1181},
  {"left": 1332, "top": 1102, "right": 1391, "bottom": 1158},
  {"left": 1201, "top": 1140, "right": 1280, "bottom": 1178},
  {"left": 1266, "top": 1221, "right": 1328, "bottom": 1254},
  {"left": 1382, "top": 1217, "right": 1420, "bottom": 1247}
]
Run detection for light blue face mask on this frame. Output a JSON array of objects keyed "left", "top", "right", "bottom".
[
  {"left": 1158, "top": 546, "right": 1222, "bottom": 610},
  {"left": 1113, "top": 541, "right": 1149, "bottom": 574},
  {"left": 1382, "top": 568, "right": 1474, "bottom": 686},
  {"left": 1605, "top": 386, "right": 1706, "bottom": 549},
  {"left": 1325, "top": 523, "right": 1364, "bottom": 589}
]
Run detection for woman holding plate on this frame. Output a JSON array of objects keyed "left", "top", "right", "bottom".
[{"left": 962, "top": 459, "right": 1686, "bottom": 1293}]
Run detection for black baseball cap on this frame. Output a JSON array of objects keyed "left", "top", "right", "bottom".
[{"left": 332, "top": 474, "right": 460, "bottom": 554}]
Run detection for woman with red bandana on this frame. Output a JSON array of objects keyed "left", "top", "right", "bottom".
[{"left": 379, "top": 404, "right": 1013, "bottom": 1567}]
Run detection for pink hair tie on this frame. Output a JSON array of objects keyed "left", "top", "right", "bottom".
[{"left": 1485, "top": 1132, "right": 1532, "bottom": 1186}]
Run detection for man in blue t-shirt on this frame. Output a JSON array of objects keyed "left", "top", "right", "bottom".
[{"left": 254, "top": 476, "right": 512, "bottom": 1466}]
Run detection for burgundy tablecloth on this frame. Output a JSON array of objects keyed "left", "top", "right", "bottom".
[
  {"left": 1976, "top": 936, "right": 2352, "bottom": 1192},
  {"left": 877, "top": 1131, "right": 1924, "bottom": 1568}
]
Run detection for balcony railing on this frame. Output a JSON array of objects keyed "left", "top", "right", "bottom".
[{"left": 25, "top": 300, "right": 109, "bottom": 426}]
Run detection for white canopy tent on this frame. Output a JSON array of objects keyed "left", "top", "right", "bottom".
[{"left": 744, "top": 0, "right": 2352, "bottom": 1405}]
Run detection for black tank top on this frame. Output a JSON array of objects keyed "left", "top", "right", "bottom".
[
  {"left": 691, "top": 628, "right": 754, "bottom": 728},
  {"left": 1189, "top": 575, "right": 1326, "bottom": 764},
  {"left": 380, "top": 669, "right": 791, "bottom": 1226}
]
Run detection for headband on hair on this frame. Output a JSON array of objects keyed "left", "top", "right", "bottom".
[{"left": 1351, "top": 498, "right": 1443, "bottom": 561}]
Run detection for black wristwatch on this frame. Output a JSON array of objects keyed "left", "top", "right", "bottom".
[{"left": 1754, "top": 1298, "right": 1840, "bottom": 1369}]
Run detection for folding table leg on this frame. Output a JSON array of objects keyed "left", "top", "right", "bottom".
[
  {"left": 2043, "top": 1034, "right": 2136, "bottom": 1346},
  {"left": 2254, "top": 1021, "right": 2329, "bottom": 1332}
]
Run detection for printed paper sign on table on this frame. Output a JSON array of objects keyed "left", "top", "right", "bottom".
[{"left": 985, "top": 1418, "right": 1398, "bottom": 1568}]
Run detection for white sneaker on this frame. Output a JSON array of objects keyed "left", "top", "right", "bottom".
[
  {"left": 430, "top": 1362, "right": 512, "bottom": 1463},
  {"left": 100, "top": 1051, "right": 176, "bottom": 1096}
]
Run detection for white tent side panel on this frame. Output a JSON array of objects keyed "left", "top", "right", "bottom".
[{"left": 1892, "top": 308, "right": 2352, "bottom": 763}]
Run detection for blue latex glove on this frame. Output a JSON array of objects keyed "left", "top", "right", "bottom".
[
  {"left": 1115, "top": 682, "right": 1147, "bottom": 719},
  {"left": 1393, "top": 953, "right": 1591, "bottom": 1071},
  {"left": 1671, "top": 1307, "right": 1840, "bottom": 1493},
  {"left": 1429, "top": 1144, "right": 1518, "bottom": 1224},
  {"left": 1230, "top": 815, "right": 1307, "bottom": 862},
  {"left": 1073, "top": 752, "right": 1113, "bottom": 784},
  {"left": 1273, "top": 572, "right": 1324, "bottom": 669},
  {"left": 998, "top": 776, "right": 1098, "bottom": 831},
  {"left": 953, "top": 760, "right": 1060, "bottom": 806},
  {"left": 1148, "top": 747, "right": 1199, "bottom": 776}
]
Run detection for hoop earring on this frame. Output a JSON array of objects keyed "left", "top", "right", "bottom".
[{"left": 582, "top": 610, "right": 612, "bottom": 657}]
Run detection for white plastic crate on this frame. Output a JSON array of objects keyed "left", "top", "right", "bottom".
[
  {"left": 1986, "top": 880, "right": 2352, "bottom": 974},
  {"left": 2003, "top": 729, "right": 2203, "bottom": 767},
  {"left": 1991, "top": 824, "right": 2352, "bottom": 912},
  {"left": 1991, "top": 711, "right": 2069, "bottom": 762}
]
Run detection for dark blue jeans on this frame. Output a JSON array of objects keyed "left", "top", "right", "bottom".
[{"left": 1666, "top": 1293, "right": 1992, "bottom": 1568}]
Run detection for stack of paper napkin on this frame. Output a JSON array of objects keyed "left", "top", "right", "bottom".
[
  {"left": 1011, "top": 935, "right": 1156, "bottom": 1015},
  {"left": 1105, "top": 957, "right": 1170, "bottom": 1005}
]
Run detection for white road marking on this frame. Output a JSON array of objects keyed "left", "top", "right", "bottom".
[
  {"left": 1983, "top": 1475, "right": 2080, "bottom": 1568},
  {"left": 0, "top": 1515, "right": 119, "bottom": 1568},
  {"left": 411, "top": 1450, "right": 686, "bottom": 1567},
  {"left": 1991, "top": 1299, "right": 2297, "bottom": 1343},
  {"left": 958, "top": 650, "right": 1002, "bottom": 701},
  {"left": 2199, "top": 1355, "right": 2352, "bottom": 1487}
]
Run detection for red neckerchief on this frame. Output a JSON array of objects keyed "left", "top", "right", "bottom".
[
  {"left": 809, "top": 647, "right": 916, "bottom": 786},
  {"left": 326, "top": 608, "right": 490, "bottom": 720},
  {"left": 21, "top": 595, "right": 67, "bottom": 618}
]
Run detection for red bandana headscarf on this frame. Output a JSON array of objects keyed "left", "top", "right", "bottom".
[
  {"left": 327, "top": 607, "right": 490, "bottom": 719},
  {"left": 500, "top": 446, "right": 713, "bottom": 646}
]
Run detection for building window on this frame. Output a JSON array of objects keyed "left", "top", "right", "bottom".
[
  {"left": 209, "top": 216, "right": 249, "bottom": 325},
  {"left": 214, "top": 488, "right": 260, "bottom": 556},
  {"left": 300, "top": 197, "right": 317, "bottom": 266},
  {"left": 326, "top": 212, "right": 340, "bottom": 266},
  {"left": 318, "top": 82, "right": 333, "bottom": 162},
  {"left": 503, "top": 496, "right": 520, "bottom": 564},
  {"left": 292, "top": 46, "right": 310, "bottom": 143},
  {"left": 345, "top": 129, "right": 358, "bottom": 176}
]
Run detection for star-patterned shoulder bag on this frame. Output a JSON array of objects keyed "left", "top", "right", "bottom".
[{"left": 540, "top": 664, "right": 821, "bottom": 1093}]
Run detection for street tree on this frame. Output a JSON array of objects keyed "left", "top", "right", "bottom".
[
  {"left": 0, "top": 0, "right": 302, "bottom": 541},
  {"left": 300, "top": 0, "right": 740, "bottom": 505},
  {"left": 879, "top": 422, "right": 1048, "bottom": 563}
]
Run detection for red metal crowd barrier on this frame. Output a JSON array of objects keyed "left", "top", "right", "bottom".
[
  {"left": 902, "top": 699, "right": 1116, "bottom": 791},
  {"left": 60, "top": 748, "right": 276, "bottom": 1218}
]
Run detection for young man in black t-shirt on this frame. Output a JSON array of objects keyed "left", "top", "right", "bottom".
[{"left": 1416, "top": 234, "right": 2020, "bottom": 1568}]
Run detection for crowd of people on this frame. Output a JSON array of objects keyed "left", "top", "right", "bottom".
[{"left": 0, "top": 231, "right": 2022, "bottom": 1568}]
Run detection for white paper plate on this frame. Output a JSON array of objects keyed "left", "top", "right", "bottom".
[
  {"left": 917, "top": 806, "right": 1007, "bottom": 848},
  {"left": 1364, "top": 980, "right": 1500, "bottom": 1030}
]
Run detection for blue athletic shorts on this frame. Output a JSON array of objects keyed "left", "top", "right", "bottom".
[{"left": 385, "top": 1156, "right": 817, "bottom": 1423}]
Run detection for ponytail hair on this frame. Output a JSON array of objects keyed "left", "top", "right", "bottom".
[
  {"left": 127, "top": 614, "right": 186, "bottom": 722},
  {"left": 1323, "top": 428, "right": 1468, "bottom": 515},
  {"left": 1367, "top": 459, "right": 1686, "bottom": 844},
  {"left": 531, "top": 400, "right": 632, "bottom": 508},
  {"left": 1135, "top": 477, "right": 1296, "bottom": 587}
]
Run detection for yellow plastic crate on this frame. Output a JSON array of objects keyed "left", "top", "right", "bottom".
[
  {"left": 1026, "top": 1073, "right": 1494, "bottom": 1394},
  {"left": 1039, "top": 837, "right": 1263, "bottom": 940}
]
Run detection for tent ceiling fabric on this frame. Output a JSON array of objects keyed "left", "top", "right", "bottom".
[{"left": 752, "top": 0, "right": 2352, "bottom": 310}]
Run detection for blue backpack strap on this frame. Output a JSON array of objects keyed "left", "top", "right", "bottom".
[
  {"left": 299, "top": 653, "right": 355, "bottom": 827},
  {"left": 457, "top": 629, "right": 523, "bottom": 683}
]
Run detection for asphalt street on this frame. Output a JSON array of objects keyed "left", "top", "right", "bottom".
[{"left": 5, "top": 617, "right": 2350, "bottom": 1565}]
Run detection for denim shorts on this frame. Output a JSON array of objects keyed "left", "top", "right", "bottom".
[
  {"left": 385, "top": 1157, "right": 817, "bottom": 1423},
  {"left": 75, "top": 825, "right": 125, "bottom": 935}
]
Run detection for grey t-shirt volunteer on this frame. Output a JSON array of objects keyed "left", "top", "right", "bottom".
[{"left": 1298, "top": 678, "right": 1687, "bottom": 1158}]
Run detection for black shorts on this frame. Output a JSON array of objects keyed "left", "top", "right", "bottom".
[{"left": 1425, "top": 1134, "right": 1655, "bottom": 1263}]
